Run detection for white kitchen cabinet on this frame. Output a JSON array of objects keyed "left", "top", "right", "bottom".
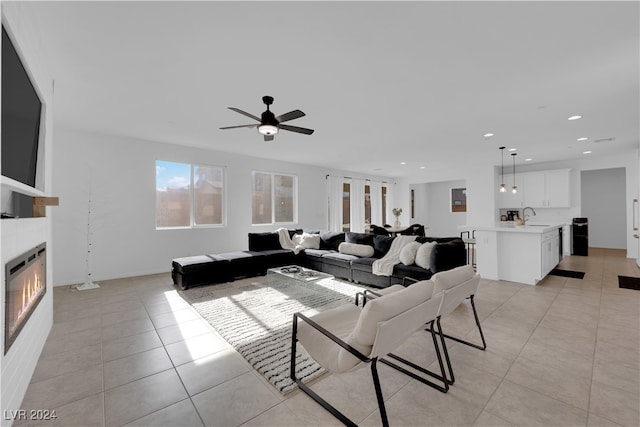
[
  {"left": 500, "top": 169, "right": 570, "bottom": 209},
  {"left": 544, "top": 169, "right": 571, "bottom": 207},
  {"left": 541, "top": 230, "right": 560, "bottom": 276},
  {"left": 476, "top": 224, "right": 564, "bottom": 285},
  {"left": 523, "top": 172, "right": 545, "bottom": 207}
]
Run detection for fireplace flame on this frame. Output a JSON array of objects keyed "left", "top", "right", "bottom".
[{"left": 17, "top": 270, "right": 44, "bottom": 323}]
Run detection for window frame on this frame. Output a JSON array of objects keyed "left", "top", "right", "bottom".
[
  {"left": 155, "top": 160, "right": 226, "bottom": 230},
  {"left": 251, "top": 170, "right": 298, "bottom": 226}
]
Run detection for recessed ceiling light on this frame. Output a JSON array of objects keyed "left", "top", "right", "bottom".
[
  {"left": 419, "top": 166, "right": 426, "bottom": 169},
  {"left": 400, "top": 162, "right": 407, "bottom": 165},
  {"left": 568, "top": 115, "right": 582, "bottom": 121},
  {"left": 525, "top": 158, "right": 533, "bottom": 162},
  {"left": 508, "top": 148, "right": 517, "bottom": 152},
  {"left": 583, "top": 150, "right": 592, "bottom": 154},
  {"left": 483, "top": 133, "right": 494, "bottom": 138},
  {"left": 577, "top": 137, "right": 588, "bottom": 141}
]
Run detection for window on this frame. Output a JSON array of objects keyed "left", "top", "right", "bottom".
[
  {"left": 342, "top": 183, "right": 351, "bottom": 232},
  {"left": 252, "top": 171, "right": 297, "bottom": 225},
  {"left": 364, "top": 184, "right": 371, "bottom": 227},
  {"left": 381, "top": 185, "right": 388, "bottom": 225},
  {"left": 156, "top": 161, "right": 224, "bottom": 228}
]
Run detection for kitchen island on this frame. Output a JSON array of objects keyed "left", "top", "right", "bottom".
[{"left": 474, "top": 223, "right": 564, "bottom": 285}]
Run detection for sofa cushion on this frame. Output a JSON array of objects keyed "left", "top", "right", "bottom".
[
  {"left": 350, "top": 257, "right": 376, "bottom": 271},
  {"left": 392, "top": 263, "right": 433, "bottom": 281},
  {"left": 346, "top": 232, "right": 375, "bottom": 246},
  {"left": 373, "top": 235, "right": 394, "bottom": 258},
  {"left": 415, "top": 241, "right": 437, "bottom": 269},
  {"left": 339, "top": 242, "right": 375, "bottom": 258},
  {"left": 322, "top": 252, "right": 359, "bottom": 266},
  {"left": 399, "top": 241, "right": 421, "bottom": 265},
  {"left": 303, "top": 248, "right": 335, "bottom": 258},
  {"left": 248, "top": 232, "right": 281, "bottom": 251},
  {"left": 319, "top": 231, "right": 346, "bottom": 250},
  {"left": 430, "top": 239, "right": 466, "bottom": 273}
]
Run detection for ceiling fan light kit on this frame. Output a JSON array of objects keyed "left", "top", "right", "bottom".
[{"left": 221, "top": 95, "right": 314, "bottom": 142}]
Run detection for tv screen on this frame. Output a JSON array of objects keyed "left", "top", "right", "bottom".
[{"left": 2, "top": 25, "right": 42, "bottom": 188}]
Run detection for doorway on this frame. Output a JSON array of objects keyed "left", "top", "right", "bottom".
[{"left": 581, "top": 168, "right": 626, "bottom": 249}]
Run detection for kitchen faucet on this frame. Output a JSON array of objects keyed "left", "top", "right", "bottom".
[{"left": 522, "top": 206, "right": 537, "bottom": 224}]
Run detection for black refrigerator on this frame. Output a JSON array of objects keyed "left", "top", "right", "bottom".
[{"left": 572, "top": 217, "right": 588, "bottom": 256}]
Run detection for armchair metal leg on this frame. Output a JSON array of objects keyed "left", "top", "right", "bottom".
[
  {"left": 381, "top": 320, "right": 450, "bottom": 393},
  {"left": 291, "top": 315, "right": 389, "bottom": 427},
  {"left": 425, "top": 295, "right": 487, "bottom": 385},
  {"left": 371, "top": 359, "right": 389, "bottom": 427},
  {"left": 437, "top": 295, "right": 487, "bottom": 351},
  {"left": 435, "top": 316, "right": 455, "bottom": 385}
]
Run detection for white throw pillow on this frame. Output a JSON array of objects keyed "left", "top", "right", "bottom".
[
  {"left": 338, "top": 242, "right": 375, "bottom": 258},
  {"left": 415, "top": 241, "right": 437, "bottom": 269},
  {"left": 399, "top": 241, "right": 421, "bottom": 265},
  {"left": 292, "top": 233, "right": 321, "bottom": 249}
]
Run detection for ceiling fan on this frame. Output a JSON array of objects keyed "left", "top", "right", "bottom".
[{"left": 220, "top": 96, "right": 314, "bottom": 141}]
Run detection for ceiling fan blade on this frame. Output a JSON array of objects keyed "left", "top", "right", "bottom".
[
  {"left": 279, "top": 124, "right": 314, "bottom": 135},
  {"left": 228, "top": 107, "right": 260, "bottom": 122},
  {"left": 264, "top": 134, "right": 274, "bottom": 142},
  {"left": 219, "top": 124, "right": 258, "bottom": 130},
  {"left": 276, "top": 109, "right": 305, "bottom": 123}
]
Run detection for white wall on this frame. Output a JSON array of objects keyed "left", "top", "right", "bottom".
[
  {"left": 581, "top": 168, "right": 626, "bottom": 249},
  {"left": 410, "top": 180, "right": 467, "bottom": 237},
  {"left": 1, "top": 4, "right": 55, "bottom": 424},
  {"left": 51, "top": 128, "right": 391, "bottom": 286}
]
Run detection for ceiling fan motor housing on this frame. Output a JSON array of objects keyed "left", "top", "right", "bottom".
[{"left": 261, "top": 110, "right": 278, "bottom": 126}]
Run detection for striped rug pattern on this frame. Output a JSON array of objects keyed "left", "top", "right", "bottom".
[{"left": 179, "top": 276, "right": 368, "bottom": 394}]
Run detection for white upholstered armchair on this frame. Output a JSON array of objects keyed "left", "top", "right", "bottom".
[{"left": 290, "top": 280, "right": 448, "bottom": 427}]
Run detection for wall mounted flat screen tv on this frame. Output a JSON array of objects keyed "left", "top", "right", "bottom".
[{"left": 2, "top": 25, "right": 43, "bottom": 189}]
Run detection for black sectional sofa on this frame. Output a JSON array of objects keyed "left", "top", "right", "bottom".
[{"left": 171, "top": 229, "right": 466, "bottom": 290}]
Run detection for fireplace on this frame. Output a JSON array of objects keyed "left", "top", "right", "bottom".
[{"left": 4, "top": 242, "right": 46, "bottom": 354}]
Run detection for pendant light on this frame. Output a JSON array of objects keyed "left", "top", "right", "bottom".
[
  {"left": 499, "top": 147, "right": 506, "bottom": 193},
  {"left": 511, "top": 152, "right": 518, "bottom": 194}
]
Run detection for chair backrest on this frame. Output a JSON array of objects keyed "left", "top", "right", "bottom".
[
  {"left": 347, "top": 280, "right": 441, "bottom": 360},
  {"left": 431, "top": 264, "right": 479, "bottom": 317},
  {"left": 371, "top": 224, "right": 390, "bottom": 236},
  {"left": 400, "top": 224, "right": 425, "bottom": 236},
  {"left": 371, "top": 287, "right": 443, "bottom": 358}
]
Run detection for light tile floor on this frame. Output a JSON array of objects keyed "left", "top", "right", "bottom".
[{"left": 15, "top": 248, "right": 640, "bottom": 426}]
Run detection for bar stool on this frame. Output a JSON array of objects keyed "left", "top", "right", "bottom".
[{"left": 460, "top": 230, "right": 476, "bottom": 269}]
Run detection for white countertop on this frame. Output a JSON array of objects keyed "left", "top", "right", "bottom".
[{"left": 474, "top": 223, "right": 566, "bottom": 234}]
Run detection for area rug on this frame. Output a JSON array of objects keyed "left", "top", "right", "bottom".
[
  {"left": 178, "top": 276, "right": 369, "bottom": 394},
  {"left": 549, "top": 269, "right": 585, "bottom": 279},
  {"left": 618, "top": 275, "right": 640, "bottom": 291}
]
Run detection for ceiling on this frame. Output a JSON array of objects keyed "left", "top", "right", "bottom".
[{"left": 21, "top": 1, "right": 640, "bottom": 178}]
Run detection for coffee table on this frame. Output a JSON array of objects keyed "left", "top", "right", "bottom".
[{"left": 266, "top": 265, "right": 333, "bottom": 284}]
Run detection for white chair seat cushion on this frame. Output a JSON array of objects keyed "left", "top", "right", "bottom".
[
  {"left": 338, "top": 242, "right": 375, "bottom": 258},
  {"left": 297, "top": 304, "right": 364, "bottom": 373},
  {"left": 415, "top": 241, "right": 437, "bottom": 269},
  {"left": 399, "top": 241, "right": 422, "bottom": 265}
]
